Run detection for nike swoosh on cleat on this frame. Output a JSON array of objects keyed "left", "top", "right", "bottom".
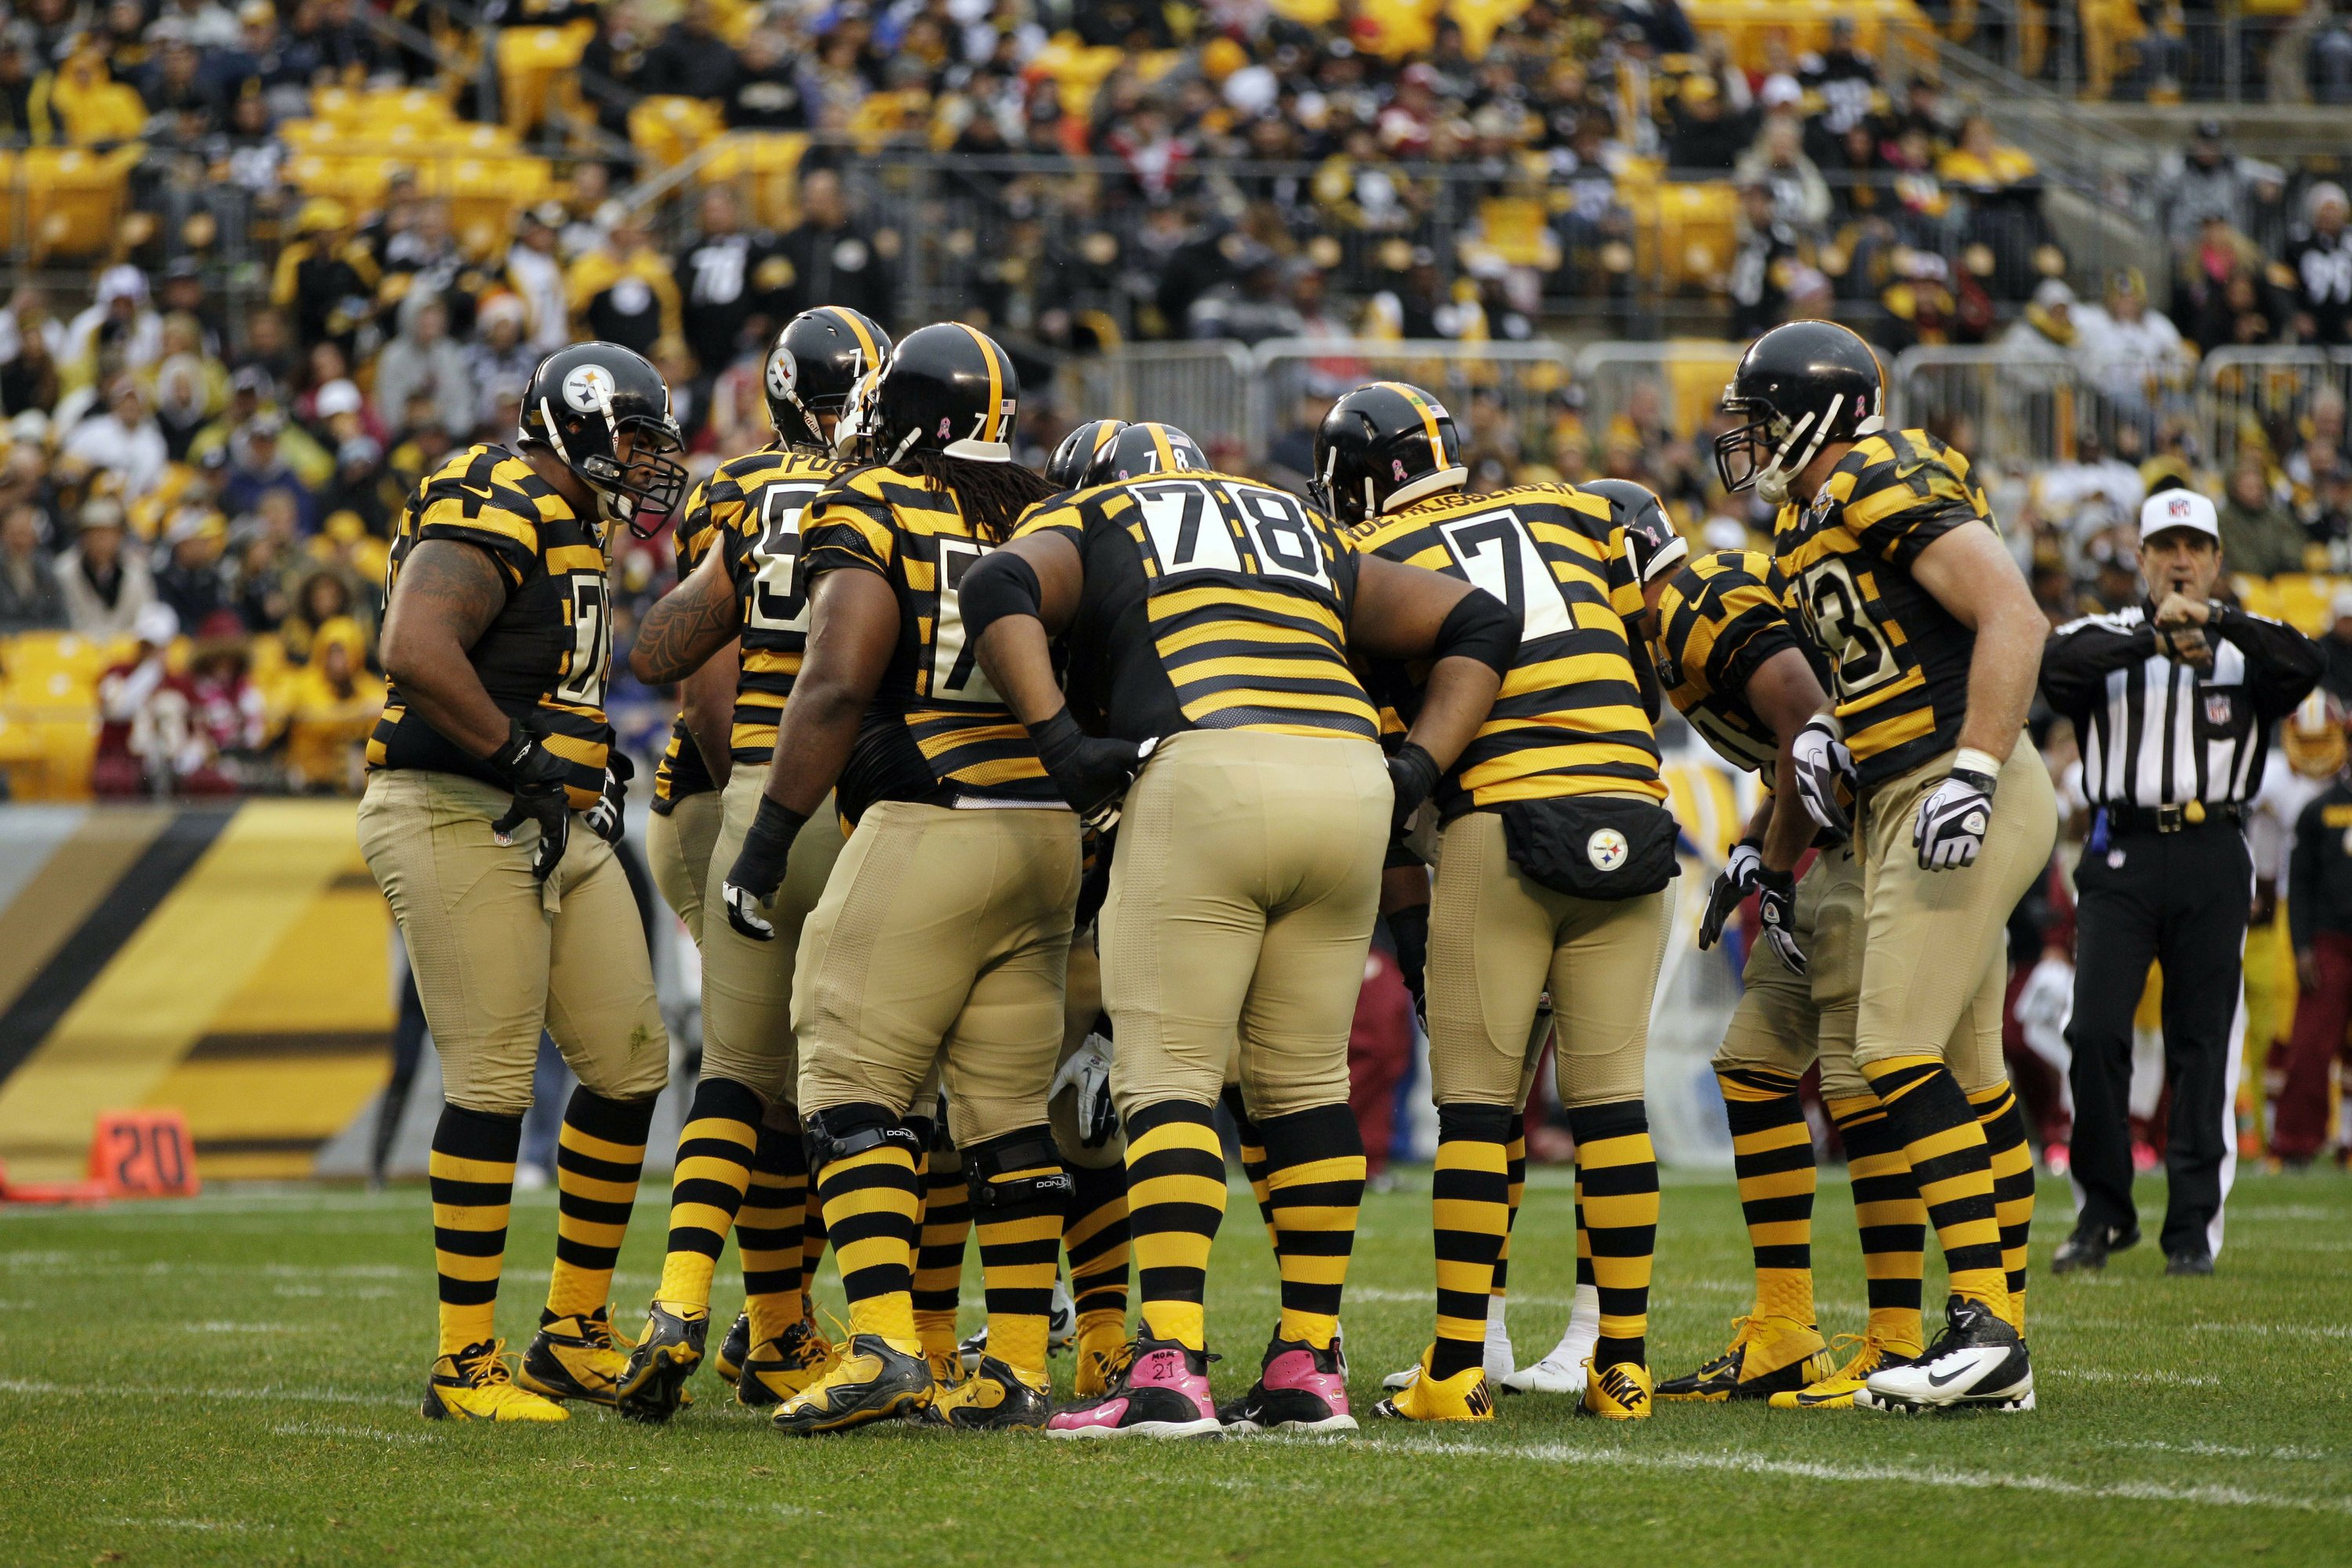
[{"left": 1926, "top": 1363, "right": 1976, "bottom": 1388}]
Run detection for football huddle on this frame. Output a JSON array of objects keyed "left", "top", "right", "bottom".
[{"left": 363, "top": 307, "right": 2049, "bottom": 1436}]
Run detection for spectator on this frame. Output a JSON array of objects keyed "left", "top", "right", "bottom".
[
  {"left": 676, "top": 185, "right": 784, "bottom": 383},
  {"left": 58, "top": 498, "right": 158, "bottom": 639},
  {"left": 2319, "top": 587, "right": 2352, "bottom": 701},
  {"left": 2160, "top": 119, "right": 2247, "bottom": 250},
  {"left": 2219, "top": 456, "right": 2311, "bottom": 574},
  {"left": 566, "top": 205, "right": 681, "bottom": 357},
  {"left": 1726, "top": 180, "right": 1798, "bottom": 336},
  {"left": 91, "top": 600, "right": 183, "bottom": 797},
  {"left": 64, "top": 265, "right": 165, "bottom": 387},
  {"left": 154, "top": 506, "right": 232, "bottom": 627},
  {"left": 64, "top": 377, "right": 170, "bottom": 497},
  {"left": 2281, "top": 181, "right": 2352, "bottom": 346},
  {"left": 282, "top": 616, "right": 379, "bottom": 791},
  {"left": 641, "top": 0, "right": 737, "bottom": 100},
  {"left": 2075, "top": 268, "right": 2192, "bottom": 420},
  {"left": 369, "top": 293, "right": 474, "bottom": 438},
  {"left": 774, "top": 169, "right": 894, "bottom": 328},
  {"left": 280, "top": 568, "right": 360, "bottom": 664},
  {"left": 1733, "top": 114, "right": 1831, "bottom": 234},
  {"left": 221, "top": 414, "right": 315, "bottom": 529},
  {"left": 724, "top": 27, "right": 808, "bottom": 130},
  {"left": 1188, "top": 246, "right": 1305, "bottom": 346},
  {"left": 1664, "top": 73, "right": 1748, "bottom": 172},
  {"left": 503, "top": 203, "right": 570, "bottom": 354},
  {"left": 0, "top": 503, "right": 64, "bottom": 631}
]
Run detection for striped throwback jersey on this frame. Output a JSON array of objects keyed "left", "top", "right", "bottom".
[
  {"left": 368, "top": 444, "right": 612, "bottom": 810},
  {"left": 704, "top": 445, "right": 846, "bottom": 762},
  {"left": 648, "top": 490, "right": 725, "bottom": 815},
  {"left": 1653, "top": 549, "right": 1819, "bottom": 782},
  {"left": 798, "top": 463, "right": 1058, "bottom": 820},
  {"left": 1772, "top": 429, "right": 1993, "bottom": 788},
  {"left": 1011, "top": 469, "right": 1377, "bottom": 743},
  {"left": 1352, "top": 482, "right": 1664, "bottom": 816}
]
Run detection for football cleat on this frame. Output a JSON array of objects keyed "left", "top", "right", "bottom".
[
  {"left": 517, "top": 1306, "right": 630, "bottom": 1406},
  {"left": 1855, "top": 1296, "right": 2033, "bottom": 1414},
  {"left": 2052, "top": 1221, "right": 2139, "bottom": 1275},
  {"left": 959, "top": 1276, "right": 1076, "bottom": 1374},
  {"left": 1219, "top": 1334, "right": 1356, "bottom": 1435},
  {"left": 738, "top": 1318, "right": 836, "bottom": 1409},
  {"left": 1503, "top": 1283, "right": 1599, "bottom": 1396},
  {"left": 1581, "top": 1360, "right": 1653, "bottom": 1420},
  {"left": 713, "top": 1310, "right": 750, "bottom": 1385},
  {"left": 614, "top": 1301, "right": 709, "bottom": 1423},
  {"left": 423, "top": 1340, "right": 569, "bottom": 1422},
  {"left": 1767, "top": 1331, "right": 1922, "bottom": 1410},
  {"left": 1657, "top": 1314, "right": 1829, "bottom": 1403},
  {"left": 1046, "top": 1331, "right": 1222, "bottom": 1439},
  {"left": 1372, "top": 1348, "right": 1494, "bottom": 1422},
  {"left": 920, "top": 1355, "right": 1051, "bottom": 1431},
  {"left": 1073, "top": 1315, "right": 1128, "bottom": 1399},
  {"left": 770, "top": 1334, "right": 933, "bottom": 1436}
]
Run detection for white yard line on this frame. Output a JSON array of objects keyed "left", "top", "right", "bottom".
[
  {"left": 1326, "top": 1436, "right": 2352, "bottom": 1514},
  {"left": 0, "top": 1377, "right": 393, "bottom": 1405}
]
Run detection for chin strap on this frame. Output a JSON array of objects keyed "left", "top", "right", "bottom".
[{"left": 1754, "top": 392, "right": 1874, "bottom": 506}]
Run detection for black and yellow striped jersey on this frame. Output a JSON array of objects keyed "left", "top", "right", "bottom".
[
  {"left": 1011, "top": 469, "right": 1378, "bottom": 743},
  {"left": 1351, "top": 482, "right": 1664, "bottom": 816},
  {"left": 1771, "top": 429, "right": 1994, "bottom": 787},
  {"left": 648, "top": 492, "right": 725, "bottom": 815},
  {"left": 798, "top": 463, "right": 1058, "bottom": 820},
  {"left": 367, "top": 444, "right": 613, "bottom": 810},
  {"left": 1652, "top": 549, "right": 1820, "bottom": 782},
  {"left": 710, "top": 447, "right": 847, "bottom": 762}
]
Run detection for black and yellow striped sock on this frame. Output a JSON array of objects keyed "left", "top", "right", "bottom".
[
  {"left": 1575, "top": 1178, "right": 1594, "bottom": 1295},
  {"left": 1064, "top": 1157, "right": 1131, "bottom": 1340},
  {"left": 1828, "top": 1094, "right": 1926, "bottom": 1350},
  {"left": 545, "top": 1088, "right": 655, "bottom": 1322},
  {"left": 738, "top": 1109, "right": 807, "bottom": 1346},
  {"left": 1127, "top": 1098, "right": 1228, "bottom": 1352},
  {"left": 801, "top": 1180, "right": 828, "bottom": 1301},
  {"left": 910, "top": 1131, "right": 970, "bottom": 1365},
  {"left": 1430, "top": 1102, "right": 1512, "bottom": 1379},
  {"left": 1571, "top": 1100, "right": 1657, "bottom": 1370},
  {"left": 1719, "top": 1067, "right": 1816, "bottom": 1325},
  {"left": 653, "top": 1076, "right": 762, "bottom": 1312},
  {"left": 1222, "top": 1085, "right": 1280, "bottom": 1253},
  {"left": 1490, "top": 1112, "right": 1526, "bottom": 1305},
  {"left": 1860, "top": 1056, "right": 2007, "bottom": 1317},
  {"left": 967, "top": 1129, "right": 1066, "bottom": 1385},
  {"left": 1259, "top": 1103, "right": 1365, "bottom": 1352},
  {"left": 815, "top": 1116, "right": 920, "bottom": 1349},
  {"left": 1969, "top": 1081, "right": 2036, "bottom": 1336},
  {"left": 430, "top": 1103, "right": 521, "bottom": 1357}
]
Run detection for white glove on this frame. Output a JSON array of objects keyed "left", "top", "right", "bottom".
[
  {"left": 1049, "top": 1033, "right": 1117, "bottom": 1148},
  {"left": 1790, "top": 715, "right": 1856, "bottom": 841},
  {"left": 1914, "top": 763, "right": 1997, "bottom": 870}
]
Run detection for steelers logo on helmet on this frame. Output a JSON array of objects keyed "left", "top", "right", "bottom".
[
  {"left": 1587, "top": 828, "right": 1629, "bottom": 872},
  {"left": 766, "top": 347, "right": 797, "bottom": 401},
  {"left": 563, "top": 361, "right": 617, "bottom": 414}
]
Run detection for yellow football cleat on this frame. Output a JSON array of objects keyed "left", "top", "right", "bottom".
[
  {"left": 517, "top": 1305, "right": 631, "bottom": 1406},
  {"left": 771, "top": 1334, "right": 932, "bottom": 1436},
  {"left": 920, "top": 1356, "right": 1051, "bottom": 1431},
  {"left": 1073, "top": 1316, "right": 1128, "bottom": 1400},
  {"left": 1768, "top": 1331, "right": 1923, "bottom": 1410},
  {"left": 1657, "top": 1314, "right": 1829, "bottom": 1403},
  {"left": 1371, "top": 1348, "right": 1494, "bottom": 1422},
  {"left": 1581, "top": 1360, "right": 1653, "bottom": 1420},
  {"left": 738, "top": 1318, "right": 837, "bottom": 1409},
  {"left": 423, "top": 1340, "right": 569, "bottom": 1422}
]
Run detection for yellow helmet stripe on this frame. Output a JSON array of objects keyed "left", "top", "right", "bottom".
[
  {"left": 1376, "top": 381, "right": 1447, "bottom": 469},
  {"left": 1092, "top": 421, "right": 1120, "bottom": 456},
  {"left": 829, "top": 307, "right": 880, "bottom": 368},
  {"left": 1148, "top": 423, "right": 1174, "bottom": 470},
  {"left": 955, "top": 322, "right": 1004, "bottom": 437}
]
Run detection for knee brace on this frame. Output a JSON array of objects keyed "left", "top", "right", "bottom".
[
  {"left": 803, "top": 1102, "right": 924, "bottom": 1175},
  {"left": 960, "top": 1126, "right": 1074, "bottom": 1212}
]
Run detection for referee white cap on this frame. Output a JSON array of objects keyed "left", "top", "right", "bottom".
[{"left": 2139, "top": 488, "right": 2220, "bottom": 544}]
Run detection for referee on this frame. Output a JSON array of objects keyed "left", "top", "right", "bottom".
[{"left": 2040, "top": 487, "right": 2321, "bottom": 1276}]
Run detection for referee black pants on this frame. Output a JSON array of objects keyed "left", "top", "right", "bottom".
[{"left": 2066, "top": 821, "right": 2248, "bottom": 1258}]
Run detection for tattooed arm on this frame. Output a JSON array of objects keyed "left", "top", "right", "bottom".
[
  {"left": 379, "top": 539, "right": 512, "bottom": 757},
  {"left": 630, "top": 544, "right": 742, "bottom": 684}
]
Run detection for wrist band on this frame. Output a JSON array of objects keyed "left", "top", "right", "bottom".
[{"left": 1954, "top": 747, "right": 2002, "bottom": 781}]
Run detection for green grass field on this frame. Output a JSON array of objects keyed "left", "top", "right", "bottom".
[{"left": 2, "top": 1165, "right": 2347, "bottom": 1567}]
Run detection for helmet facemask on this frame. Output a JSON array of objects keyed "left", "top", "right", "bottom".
[
  {"left": 535, "top": 390, "right": 688, "bottom": 539},
  {"left": 1713, "top": 385, "right": 1884, "bottom": 506}
]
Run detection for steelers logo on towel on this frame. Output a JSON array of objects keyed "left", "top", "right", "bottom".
[
  {"left": 562, "top": 361, "right": 615, "bottom": 413},
  {"left": 1587, "top": 827, "right": 1628, "bottom": 872}
]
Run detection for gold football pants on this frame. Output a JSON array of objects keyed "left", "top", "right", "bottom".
[
  {"left": 646, "top": 788, "right": 723, "bottom": 943},
  {"left": 1714, "top": 841, "right": 1871, "bottom": 1100},
  {"left": 700, "top": 767, "right": 845, "bottom": 1105}
]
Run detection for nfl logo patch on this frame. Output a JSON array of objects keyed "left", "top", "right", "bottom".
[{"left": 2205, "top": 691, "right": 2233, "bottom": 726}]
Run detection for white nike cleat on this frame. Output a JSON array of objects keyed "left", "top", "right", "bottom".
[
  {"left": 1501, "top": 1283, "right": 1600, "bottom": 1396},
  {"left": 1483, "top": 1308, "right": 1515, "bottom": 1385},
  {"left": 1854, "top": 1296, "right": 2034, "bottom": 1414}
]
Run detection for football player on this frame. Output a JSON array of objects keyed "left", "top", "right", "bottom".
[
  {"left": 719, "top": 323, "right": 1080, "bottom": 1434},
  {"left": 363, "top": 343, "right": 685, "bottom": 1421},
  {"left": 960, "top": 417, "right": 1515, "bottom": 1438},
  {"left": 612, "top": 307, "right": 891, "bottom": 1420},
  {"left": 1718, "top": 320, "right": 2056, "bottom": 1413},
  {"left": 1613, "top": 482, "right": 1931, "bottom": 1410},
  {"left": 1318, "top": 386, "right": 1679, "bottom": 1424}
]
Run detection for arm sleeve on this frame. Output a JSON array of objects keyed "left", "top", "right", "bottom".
[
  {"left": 2212, "top": 605, "right": 2325, "bottom": 719},
  {"left": 2039, "top": 619, "right": 2154, "bottom": 717}
]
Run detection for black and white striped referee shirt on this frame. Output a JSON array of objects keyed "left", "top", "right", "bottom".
[{"left": 2041, "top": 601, "right": 2322, "bottom": 810}]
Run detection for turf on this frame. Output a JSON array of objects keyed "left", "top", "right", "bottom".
[{"left": 1, "top": 1165, "right": 2347, "bottom": 1567}]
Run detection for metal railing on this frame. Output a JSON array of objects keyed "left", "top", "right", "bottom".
[{"left": 1933, "top": 0, "right": 2352, "bottom": 106}]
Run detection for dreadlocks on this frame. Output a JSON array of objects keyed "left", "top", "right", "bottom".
[{"left": 902, "top": 450, "right": 1061, "bottom": 544}]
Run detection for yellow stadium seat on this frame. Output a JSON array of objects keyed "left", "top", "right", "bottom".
[
  {"left": 698, "top": 132, "right": 810, "bottom": 229},
  {"left": 630, "top": 96, "right": 724, "bottom": 169},
  {"left": 1679, "top": 0, "right": 1934, "bottom": 75},
  {"left": 1624, "top": 180, "right": 1737, "bottom": 292},
  {"left": 1029, "top": 36, "right": 1128, "bottom": 118},
  {"left": 1476, "top": 196, "right": 1555, "bottom": 268},
  {"left": 1664, "top": 340, "right": 1744, "bottom": 434},
  {"left": 0, "top": 147, "right": 136, "bottom": 261}
]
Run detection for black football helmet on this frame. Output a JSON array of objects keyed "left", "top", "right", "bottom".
[
  {"left": 767, "top": 307, "right": 891, "bottom": 451},
  {"left": 1713, "top": 320, "right": 1885, "bottom": 503},
  {"left": 1047, "top": 419, "right": 1125, "bottom": 488},
  {"left": 1309, "top": 380, "right": 1468, "bottom": 524},
  {"left": 1084, "top": 422, "right": 1207, "bottom": 485},
  {"left": 854, "top": 321, "right": 1022, "bottom": 466},
  {"left": 518, "top": 342, "right": 688, "bottom": 536},
  {"left": 1579, "top": 477, "right": 1689, "bottom": 586}
]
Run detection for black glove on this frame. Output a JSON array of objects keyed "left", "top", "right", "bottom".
[
  {"left": 1031, "top": 706, "right": 1144, "bottom": 829},
  {"left": 1385, "top": 740, "right": 1441, "bottom": 843},
  {"left": 721, "top": 793, "right": 808, "bottom": 941},
  {"left": 487, "top": 718, "right": 575, "bottom": 883},
  {"left": 1698, "top": 839, "right": 1763, "bottom": 951},
  {"left": 1754, "top": 866, "right": 1806, "bottom": 975},
  {"left": 1388, "top": 900, "right": 1429, "bottom": 1026},
  {"left": 586, "top": 748, "right": 633, "bottom": 847}
]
